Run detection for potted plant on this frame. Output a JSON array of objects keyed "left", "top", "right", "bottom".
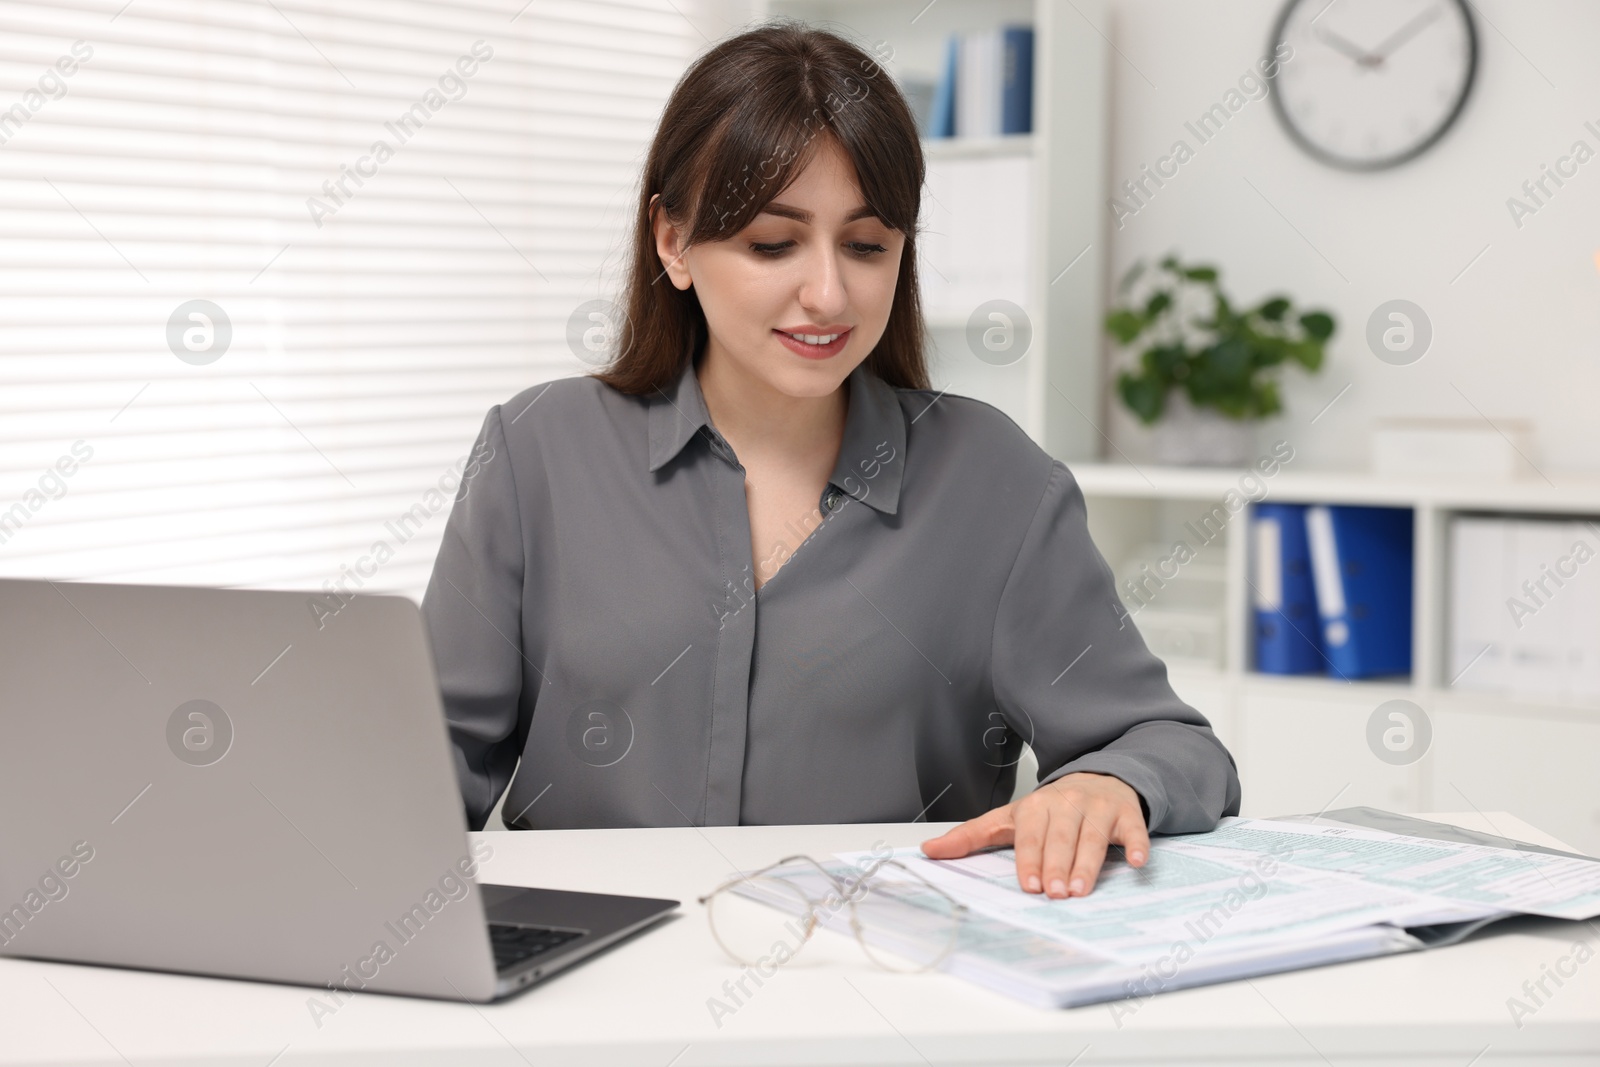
[{"left": 1105, "top": 256, "right": 1336, "bottom": 466}]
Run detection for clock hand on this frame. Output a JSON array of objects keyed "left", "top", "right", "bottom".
[
  {"left": 1313, "top": 25, "right": 1377, "bottom": 66},
  {"left": 1368, "top": 5, "right": 1446, "bottom": 64}
]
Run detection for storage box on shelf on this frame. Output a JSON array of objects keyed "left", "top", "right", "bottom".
[
  {"left": 1450, "top": 514, "right": 1600, "bottom": 702},
  {"left": 1071, "top": 461, "right": 1600, "bottom": 857}
]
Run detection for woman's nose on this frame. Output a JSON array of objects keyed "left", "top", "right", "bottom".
[{"left": 797, "top": 245, "right": 849, "bottom": 318}]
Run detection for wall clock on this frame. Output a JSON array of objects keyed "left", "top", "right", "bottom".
[{"left": 1268, "top": 0, "right": 1478, "bottom": 170}]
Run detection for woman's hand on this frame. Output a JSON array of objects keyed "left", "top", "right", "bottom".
[{"left": 919, "top": 771, "right": 1150, "bottom": 898}]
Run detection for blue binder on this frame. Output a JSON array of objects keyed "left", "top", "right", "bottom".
[
  {"left": 929, "top": 34, "right": 957, "bottom": 138},
  {"left": 1000, "top": 26, "right": 1034, "bottom": 135},
  {"left": 1251, "top": 503, "right": 1325, "bottom": 674},
  {"left": 1304, "top": 505, "right": 1415, "bottom": 679}
]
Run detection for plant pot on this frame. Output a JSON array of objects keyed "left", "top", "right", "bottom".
[{"left": 1152, "top": 392, "right": 1257, "bottom": 467}]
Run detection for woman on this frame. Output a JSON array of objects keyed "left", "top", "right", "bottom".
[{"left": 421, "top": 21, "right": 1240, "bottom": 900}]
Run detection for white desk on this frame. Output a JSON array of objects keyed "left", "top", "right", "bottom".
[{"left": 4, "top": 812, "right": 1597, "bottom": 1065}]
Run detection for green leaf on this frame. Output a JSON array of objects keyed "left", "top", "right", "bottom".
[
  {"left": 1117, "top": 261, "right": 1146, "bottom": 295},
  {"left": 1247, "top": 332, "right": 1290, "bottom": 367},
  {"left": 1299, "top": 311, "right": 1335, "bottom": 340},
  {"left": 1105, "top": 309, "right": 1145, "bottom": 345},
  {"left": 1253, "top": 379, "right": 1283, "bottom": 418},
  {"left": 1144, "top": 290, "right": 1173, "bottom": 318},
  {"left": 1192, "top": 374, "right": 1250, "bottom": 417},
  {"left": 1184, "top": 265, "right": 1219, "bottom": 283},
  {"left": 1207, "top": 336, "right": 1253, "bottom": 380},
  {"left": 1212, "top": 291, "right": 1234, "bottom": 326},
  {"left": 1118, "top": 371, "right": 1166, "bottom": 424},
  {"left": 1289, "top": 339, "right": 1325, "bottom": 372},
  {"left": 1143, "top": 343, "right": 1188, "bottom": 377},
  {"left": 1257, "top": 297, "right": 1291, "bottom": 321}
]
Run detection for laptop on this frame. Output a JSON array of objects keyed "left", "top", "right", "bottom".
[{"left": 0, "top": 577, "right": 678, "bottom": 1003}]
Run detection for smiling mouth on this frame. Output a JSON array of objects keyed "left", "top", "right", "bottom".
[
  {"left": 779, "top": 330, "right": 846, "bottom": 345},
  {"left": 772, "top": 328, "right": 852, "bottom": 359}
]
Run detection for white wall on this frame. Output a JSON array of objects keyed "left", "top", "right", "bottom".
[{"left": 1103, "top": 0, "right": 1600, "bottom": 475}]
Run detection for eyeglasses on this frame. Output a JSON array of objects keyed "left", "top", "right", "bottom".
[{"left": 696, "top": 853, "right": 968, "bottom": 973}]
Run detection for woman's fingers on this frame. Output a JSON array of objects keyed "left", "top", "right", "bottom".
[
  {"left": 921, "top": 772, "right": 1151, "bottom": 898},
  {"left": 1039, "top": 803, "right": 1094, "bottom": 897},
  {"left": 1119, "top": 805, "right": 1152, "bottom": 868},
  {"left": 1036, "top": 775, "right": 1148, "bottom": 896},
  {"left": 1011, "top": 798, "right": 1054, "bottom": 894},
  {"left": 918, "top": 803, "right": 1015, "bottom": 860},
  {"left": 1062, "top": 808, "right": 1116, "bottom": 897}
]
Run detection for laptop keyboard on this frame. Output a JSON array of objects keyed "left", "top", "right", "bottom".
[{"left": 488, "top": 922, "right": 586, "bottom": 971}]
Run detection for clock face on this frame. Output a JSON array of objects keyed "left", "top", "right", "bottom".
[{"left": 1269, "top": 0, "right": 1477, "bottom": 170}]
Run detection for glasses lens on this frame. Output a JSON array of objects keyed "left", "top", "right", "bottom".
[
  {"left": 706, "top": 874, "right": 819, "bottom": 968},
  {"left": 849, "top": 872, "right": 962, "bottom": 973}
]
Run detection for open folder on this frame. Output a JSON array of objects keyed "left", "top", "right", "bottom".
[{"left": 732, "top": 809, "right": 1600, "bottom": 1011}]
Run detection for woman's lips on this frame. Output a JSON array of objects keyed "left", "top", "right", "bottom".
[{"left": 774, "top": 327, "right": 850, "bottom": 359}]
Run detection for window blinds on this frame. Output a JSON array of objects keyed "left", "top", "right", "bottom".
[{"left": 0, "top": 0, "right": 710, "bottom": 601}]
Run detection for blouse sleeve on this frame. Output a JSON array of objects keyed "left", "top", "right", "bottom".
[
  {"left": 419, "top": 403, "right": 526, "bottom": 831},
  {"left": 989, "top": 459, "right": 1242, "bottom": 833}
]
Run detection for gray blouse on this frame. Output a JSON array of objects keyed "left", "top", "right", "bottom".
[{"left": 420, "top": 355, "right": 1242, "bottom": 833}]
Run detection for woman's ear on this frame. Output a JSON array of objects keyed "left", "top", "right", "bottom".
[{"left": 649, "top": 193, "right": 693, "bottom": 291}]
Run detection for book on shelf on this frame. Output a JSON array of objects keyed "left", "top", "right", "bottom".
[
  {"left": 1250, "top": 502, "right": 1325, "bottom": 674},
  {"left": 928, "top": 34, "right": 956, "bottom": 138},
  {"left": 928, "top": 24, "right": 1034, "bottom": 139},
  {"left": 1304, "top": 504, "right": 1414, "bottom": 680},
  {"left": 1242, "top": 503, "right": 1415, "bottom": 680}
]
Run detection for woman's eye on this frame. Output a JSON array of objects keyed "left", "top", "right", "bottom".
[{"left": 748, "top": 241, "right": 889, "bottom": 258}]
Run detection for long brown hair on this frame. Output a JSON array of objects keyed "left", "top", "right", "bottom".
[{"left": 591, "top": 19, "right": 930, "bottom": 396}]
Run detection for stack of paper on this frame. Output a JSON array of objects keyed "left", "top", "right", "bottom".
[{"left": 731, "top": 810, "right": 1600, "bottom": 1010}]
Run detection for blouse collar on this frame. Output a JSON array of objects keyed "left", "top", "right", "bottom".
[{"left": 646, "top": 354, "right": 906, "bottom": 516}]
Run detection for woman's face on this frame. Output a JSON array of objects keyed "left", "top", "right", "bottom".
[{"left": 653, "top": 135, "right": 906, "bottom": 400}]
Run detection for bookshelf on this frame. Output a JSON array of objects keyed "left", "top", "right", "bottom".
[
  {"left": 754, "top": 4, "right": 1600, "bottom": 857},
  {"left": 1073, "top": 461, "right": 1600, "bottom": 857},
  {"left": 761, "top": 0, "right": 1110, "bottom": 463}
]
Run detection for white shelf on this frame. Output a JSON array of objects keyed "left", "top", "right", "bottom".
[
  {"left": 1070, "top": 462, "right": 1600, "bottom": 514},
  {"left": 921, "top": 133, "right": 1035, "bottom": 159},
  {"left": 1076, "top": 462, "right": 1600, "bottom": 852},
  {"left": 1428, "top": 685, "right": 1600, "bottom": 724},
  {"left": 1076, "top": 463, "right": 1600, "bottom": 697}
]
